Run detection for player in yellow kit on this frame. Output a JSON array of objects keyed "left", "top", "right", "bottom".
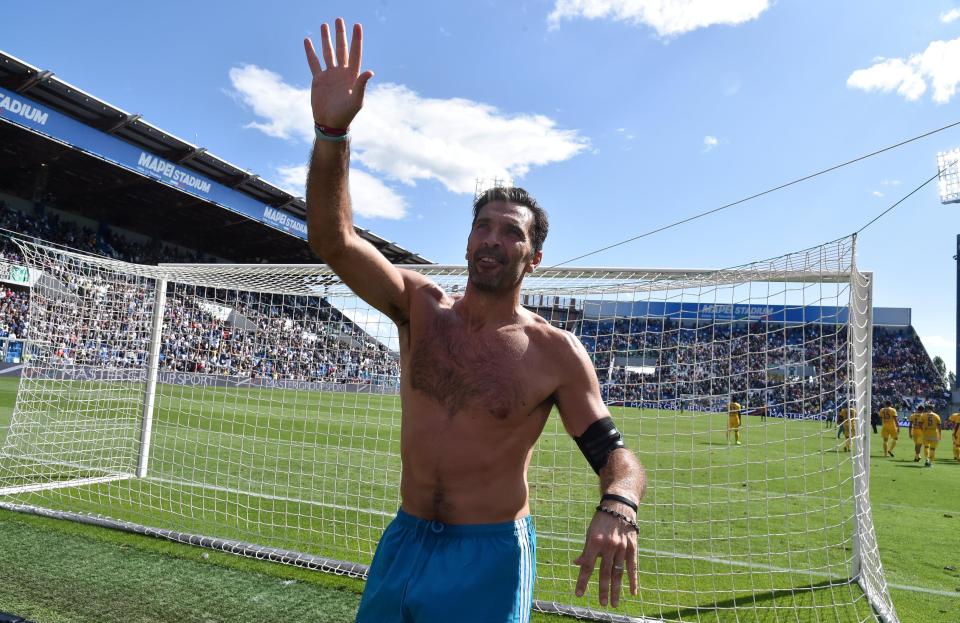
[
  {"left": 920, "top": 405, "right": 941, "bottom": 467},
  {"left": 908, "top": 407, "right": 924, "bottom": 462},
  {"left": 949, "top": 412, "right": 960, "bottom": 461},
  {"left": 838, "top": 406, "right": 855, "bottom": 452},
  {"left": 727, "top": 399, "right": 742, "bottom": 445},
  {"left": 879, "top": 400, "right": 898, "bottom": 457}
]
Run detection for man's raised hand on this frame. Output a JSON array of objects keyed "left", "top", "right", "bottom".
[{"left": 304, "top": 18, "right": 374, "bottom": 130}]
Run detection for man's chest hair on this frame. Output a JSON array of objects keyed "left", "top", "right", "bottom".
[{"left": 407, "top": 310, "right": 550, "bottom": 420}]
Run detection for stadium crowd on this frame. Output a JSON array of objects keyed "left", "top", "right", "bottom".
[
  {"left": 158, "top": 288, "right": 398, "bottom": 384},
  {"left": 561, "top": 313, "right": 948, "bottom": 419},
  {"left": 0, "top": 201, "right": 949, "bottom": 412},
  {"left": 0, "top": 200, "right": 209, "bottom": 265},
  {"left": 2, "top": 201, "right": 398, "bottom": 385},
  {"left": 0, "top": 288, "right": 28, "bottom": 340}
]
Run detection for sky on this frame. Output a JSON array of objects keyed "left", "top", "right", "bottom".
[{"left": 2, "top": 0, "right": 960, "bottom": 373}]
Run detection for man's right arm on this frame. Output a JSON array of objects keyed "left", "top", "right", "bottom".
[
  {"left": 307, "top": 139, "right": 414, "bottom": 324},
  {"left": 304, "top": 19, "right": 422, "bottom": 325}
]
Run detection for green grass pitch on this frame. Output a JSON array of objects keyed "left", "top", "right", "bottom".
[{"left": 0, "top": 375, "right": 958, "bottom": 622}]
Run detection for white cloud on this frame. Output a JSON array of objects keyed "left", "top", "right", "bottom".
[
  {"left": 847, "top": 37, "right": 960, "bottom": 103},
  {"left": 229, "top": 65, "right": 312, "bottom": 140},
  {"left": 547, "top": 0, "right": 770, "bottom": 36},
  {"left": 702, "top": 135, "right": 719, "bottom": 152},
  {"left": 941, "top": 8, "right": 960, "bottom": 23},
  {"left": 356, "top": 84, "right": 587, "bottom": 193},
  {"left": 229, "top": 65, "right": 587, "bottom": 199},
  {"left": 871, "top": 190, "right": 884, "bottom": 197},
  {"left": 348, "top": 169, "right": 409, "bottom": 219},
  {"left": 881, "top": 179, "right": 901, "bottom": 186},
  {"left": 273, "top": 164, "right": 407, "bottom": 220}
]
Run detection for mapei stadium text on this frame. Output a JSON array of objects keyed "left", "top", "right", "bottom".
[{"left": 137, "top": 152, "right": 213, "bottom": 194}]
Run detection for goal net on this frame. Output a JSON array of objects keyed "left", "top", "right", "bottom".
[{"left": 0, "top": 236, "right": 897, "bottom": 622}]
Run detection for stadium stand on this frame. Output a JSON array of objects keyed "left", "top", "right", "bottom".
[{"left": 526, "top": 303, "right": 949, "bottom": 418}]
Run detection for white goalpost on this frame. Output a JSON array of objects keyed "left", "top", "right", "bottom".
[{"left": 0, "top": 236, "right": 897, "bottom": 622}]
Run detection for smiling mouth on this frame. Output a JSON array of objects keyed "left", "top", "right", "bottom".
[{"left": 476, "top": 255, "right": 503, "bottom": 267}]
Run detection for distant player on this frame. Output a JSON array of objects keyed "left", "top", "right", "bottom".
[
  {"left": 908, "top": 406, "right": 924, "bottom": 462},
  {"left": 838, "top": 405, "right": 854, "bottom": 452},
  {"left": 878, "top": 400, "right": 898, "bottom": 457},
  {"left": 950, "top": 411, "right": 960, "bottom": 461},
  {"left": 920, "top": 405, "right": 941, "bottom": 467},
  {"left": 727, "top": 398, "right": 742, "bottom": 445},
  {"left": 755, "top": 404, "right": 768, "bottom": 422}
]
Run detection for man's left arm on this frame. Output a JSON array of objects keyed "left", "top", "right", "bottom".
[{"left": 552, "top": 332, "right": 646, "bottom": 608}]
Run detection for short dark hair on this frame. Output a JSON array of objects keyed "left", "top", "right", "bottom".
[{"left": 472, "top": 186, "right": 549, "bottom": 256}]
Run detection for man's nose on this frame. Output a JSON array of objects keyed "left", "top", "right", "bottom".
[{"left": 479, "top": 231, "right": 500, "bottom": 247}]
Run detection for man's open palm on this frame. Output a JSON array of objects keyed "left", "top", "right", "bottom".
[{"left": 304, "top": 18, "right": 373, "bottom": 130}]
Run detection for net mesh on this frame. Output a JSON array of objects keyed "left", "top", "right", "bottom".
[{"left": 0, "top": 237, "right": 897, "bottom": 622}]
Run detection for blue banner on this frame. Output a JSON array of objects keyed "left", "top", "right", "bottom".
[
  {"left": 582, "top": 300, "right": 850, "bottom": 324},
  {"left": 4, "top": 340, "right": 23, "bottom": 364},
  {"left": 0, "top": 87, "right": 308, "bottom": 240}
]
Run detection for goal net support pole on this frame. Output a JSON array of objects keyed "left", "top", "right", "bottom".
[
  {"left": 137, "top": 277, "right": 167, "bottom": 478},
  {"left": 848, "top": 241, "right": 894, "bottom": 623}
]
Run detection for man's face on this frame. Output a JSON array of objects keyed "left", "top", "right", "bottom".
[{"left": 466, "top": 201, "right": 542, "bottom": 293}]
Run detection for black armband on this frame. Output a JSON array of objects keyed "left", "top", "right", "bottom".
[{"left": 574, "top": 417, "right": 625, "bottom": 474}]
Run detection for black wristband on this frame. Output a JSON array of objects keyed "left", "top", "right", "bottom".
[{"left": 601, "top": 493, "right": 638, "bottom": 512}]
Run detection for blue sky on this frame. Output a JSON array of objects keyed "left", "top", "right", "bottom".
[{"left": 2, "top": 1, "right": 960, "bottom": 372}]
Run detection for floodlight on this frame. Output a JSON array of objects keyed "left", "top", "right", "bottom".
[
  {"left": 474, "top": 176, "right": 515, "bottom": 201},
  {"left": 938, "top": 148, "right": 960, "bottom": 204}
]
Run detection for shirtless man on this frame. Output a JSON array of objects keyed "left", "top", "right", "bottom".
[{"left": 303, "top": 18, "right": 646, "bottom": 623}]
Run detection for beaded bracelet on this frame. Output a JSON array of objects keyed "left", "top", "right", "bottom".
[{"left": 596, "top": 505, "right": 639, "bottom": 533}]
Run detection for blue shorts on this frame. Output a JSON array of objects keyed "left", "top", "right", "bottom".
[{"left": 356, "top": 509, "right": 536, "bottom": 623}]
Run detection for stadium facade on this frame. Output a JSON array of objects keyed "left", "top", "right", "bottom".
[{"left": 0, "top": 49, "right": 429, "bottom": 265}]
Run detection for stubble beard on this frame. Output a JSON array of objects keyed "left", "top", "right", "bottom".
[{"left": 467, "top": 255, "right": 526, "bottom": 293}]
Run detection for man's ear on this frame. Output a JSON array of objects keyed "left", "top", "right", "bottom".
[{"left": 525, "top": 249, "right": 543, "bottom": 274}]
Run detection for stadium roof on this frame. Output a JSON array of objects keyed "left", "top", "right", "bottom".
[{"left": 0, "top": 50, "right": 430, "bottom": 264}]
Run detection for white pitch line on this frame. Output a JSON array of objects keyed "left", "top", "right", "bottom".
[{"left": 885, "top": 583, "right": 960, "bottom": 598}]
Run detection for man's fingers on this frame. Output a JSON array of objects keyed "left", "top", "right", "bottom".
[
  {"left": 573, "top": 553, "right": 596, "bottom": 598},
  {"left": 319, "top": 23, "right": 335, "bottom": 69},
  {"left": 597, "top": 555, "right": 612, "bottom": 606},
  {"left": 348, "top": 23, "right": 363, "bottom": 73},
  {"left": 303, "top": 38, "right": 322, "bottom": 75},
  {"left": 610, "top": 560, "right": 625, "bottom": 608},
  {"left": 627, "top": 551, "right": 639, "bottom": 596},
  {"left": 335, "top": 18, "right": 349, "bottom": 67},
  {"left": 355, "top": 70, "right": 374, "bottom": 100}
]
